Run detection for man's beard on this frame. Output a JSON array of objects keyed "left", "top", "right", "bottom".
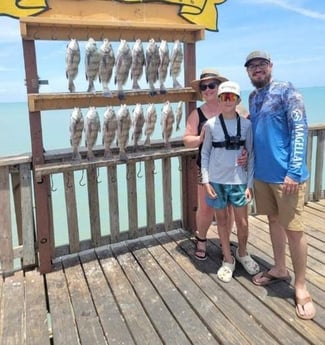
[{"left": 251, "top": 74, "right": 272, "bottom": 89}]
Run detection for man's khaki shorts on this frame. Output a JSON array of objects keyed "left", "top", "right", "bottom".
[{"left": 254, "top": 179, "right": 306, "bottom": 231}]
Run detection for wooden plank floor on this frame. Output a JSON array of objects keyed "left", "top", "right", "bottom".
[{"left": 0, "top": 200, "right": 324, "bottom": 345}]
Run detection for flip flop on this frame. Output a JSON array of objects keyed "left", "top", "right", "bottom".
[
  {"left": 252, "top": 270, "right": 291, "bottom": 286},
  {"left": 194, "top": 236, "right": 207, "bottom": 261},
  {"left": 295, "top": 296, "right": 316, "bottom": 320}
]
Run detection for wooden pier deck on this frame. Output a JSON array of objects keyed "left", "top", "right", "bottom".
[{"left": 0, "top": 200, "right": 324, "bottom": 345}]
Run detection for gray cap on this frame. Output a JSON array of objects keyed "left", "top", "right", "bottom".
[{"left": 244, "top": 50, "right": 271, "bottom": 67}]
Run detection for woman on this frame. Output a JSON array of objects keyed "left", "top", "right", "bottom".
[{"left": 183, "top": 68, "right": 236, "bottom": 260}]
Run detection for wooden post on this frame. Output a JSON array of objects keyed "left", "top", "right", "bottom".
[
  {"left": 22, "top": 39, "right": 53, "bottom": 273},
  {"left": 182, "top": 42, "right": 198, "bottom": 232}
]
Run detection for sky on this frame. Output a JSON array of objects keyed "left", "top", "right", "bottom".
[{"left": 0, "top": 0, "right": 324, "bottom": 103}]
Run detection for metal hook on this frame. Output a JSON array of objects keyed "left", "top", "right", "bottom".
[
  {"left": 33, "top": 29, "right": 40, "bottom": 40},
  {"left": 137, "top": 162, "right": 143, "bottom": 178},
  {"left": 50, "top": 175, "right": 57, "bottom": 192},
  {"left": 96, "top": 168, "right": 102, "bottom": 184},
  {"left": 51, "top": 28, "right": 57, "bottom": 40},
  {"left": 152, "top": 161, "right": 157, "bottom": 175},
  {"left": 178, "top": 157, "right": 182, "bottom": 172},
  {"left": 79, "top": 170, "right": 86, "bottom": 186}
]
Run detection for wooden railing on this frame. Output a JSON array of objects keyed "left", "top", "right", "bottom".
[{"left": 0, "top": 125, "right": 324, "bottom": 276}]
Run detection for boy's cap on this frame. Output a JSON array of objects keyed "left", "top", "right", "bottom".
[
  {"left": 244, "top": 50, "right": 271, "bottom": 67},
  {"left": 218, "top": 81, "right": 241, "bottom": 97}
]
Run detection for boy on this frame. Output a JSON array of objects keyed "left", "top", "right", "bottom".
[{"left": 201, "top": 81, "right": 260, "bottom": 282}]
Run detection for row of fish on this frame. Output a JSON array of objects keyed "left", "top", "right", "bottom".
[
  {"left": 65, "top": 38, "right": 184, "bottom": 99},
  {"left": 69, "top": 101, "right": 184, "bottom": 161}
]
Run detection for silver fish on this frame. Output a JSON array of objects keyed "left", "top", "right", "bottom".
[
  {"left": 99, "top": 39, "right": 115, "bottom": 96},
  {"left": 117, "top": 104, "right": 131, "bottom": 161},
  {"left": 175, "top": 101, "right": 184, "bottom": 131},
  {"left": 160, "top": 101, "right": 175, "bottom": 148},
  {"left": 143, "top": 103, "right": 157, "bottom": 146},
  {"left": 158, "top": 40, "right": 170, "bottom": 94},
  {"left": 69, "top": 107, "right": 84, "bottom": 160},
  {"left": 131, "top": 103, "right": 145, "bottom": 150},
  {"left": 84, "top": 106, "right": 101, "bottom": 160},
  {"left": 65, "top": 38, "right": 80, "bottom": 93},
  {"left": 169, "top": 40, "right": 183, "bottom": 88},
  {"left": 131, "top": 39, "right": 145, "bottom": 90},
  {"left": 102, "top": 106, "right": 118, "bottom": 158},
  {"left": 145, "top": 38, "right": 160, "bottom": 96},
  {"left": 114, "top": 40, "right": 132, "bottom": 100},
  {"left": 85, "top": 38, "right": 101, "bottom": 93}
]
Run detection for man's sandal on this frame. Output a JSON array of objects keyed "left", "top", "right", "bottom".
[{"left": 194, "top": 236, "right": 207, "bottom": 261}]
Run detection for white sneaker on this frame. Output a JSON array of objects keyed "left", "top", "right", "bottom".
[
  {"left": 235, "top": 248, "right": 260, "bottom": 275},
  {"left": 217, "top": 257, "right": 236, "bottom": 283}
]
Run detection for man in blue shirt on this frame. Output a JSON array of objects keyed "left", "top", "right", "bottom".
[{"left": 244, "top": 50, "right": 316, "bottom": 320}]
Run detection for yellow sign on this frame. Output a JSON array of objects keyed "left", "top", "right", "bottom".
[
  {"left": 1, "top": 0, "right": 226, "bottom": 31},
  {"left": 117, "top": 0, "right": 226, "bottom": 31},
  {"left": 0, "top": 0, "right": 48, "bottom": 18}
]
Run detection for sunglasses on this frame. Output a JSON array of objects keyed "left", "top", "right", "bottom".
[
  {"left": 219, "top": 93, "right": 239, "bottom": 102},
  {"left": 199, "top": 82, "right": 218, "bottom": 91}
]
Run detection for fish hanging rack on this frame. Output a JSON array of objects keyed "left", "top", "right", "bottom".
[{"left": 20, "top": 17, "right": 205, "bottom": 43}]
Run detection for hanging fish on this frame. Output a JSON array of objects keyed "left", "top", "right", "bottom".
[
  {"left": 69, "top": 107, "right": 84, "bottom": 160},
  {"left": 145, "top": 38, "right": 160, "bottom": 96},
  {"left": 169, "top": 40, "right": 183, "bottom": 88},
  {"left": 84, "top": 106, "right": 101, "bottom": 160},
  {"left": 99, "top": 39, "right": 115, "bottom": 96},
  {"left": 85, "top": 38, "right": 101, "bottom": 93},
  {"left": 158, "top": 40, "right": 170, "bottom": 94},
  {"left": 143, "top": 103, "right": 157, "bottom": 146},
  {"left": 131, "top": 39, "right": 146, "bottom": 90},
  {"left": 131, "top": 103, "right": 145, "bottom": 150},
  {"left": 161, "top": 101, "right": 175, "bottom": 148},
  {"left": 175, "top": 101, "right": 184, "bottom": 131},
  {"left": 114, "top": 40, "right": 132, "bottom": 100},
  {"left": 65, "top": 38, "right": 80, "bottom": 93},
  {"left": 116, "top": 104, "right": 131, "bottom": 161},
  {"left": 102, "top": 106, "right": 118, "bottom": 158}
]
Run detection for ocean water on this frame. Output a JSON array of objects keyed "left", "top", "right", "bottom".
[{"left": 1, "top": 86, "right": 324, "bottom": 246}]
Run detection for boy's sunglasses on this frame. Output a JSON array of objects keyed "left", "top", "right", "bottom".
[
  {"left": 219, "top": 93, "right": 239, "bottom": 102},
  {"left": 199, "top": 82, "right": 218, "bottom": 91}
]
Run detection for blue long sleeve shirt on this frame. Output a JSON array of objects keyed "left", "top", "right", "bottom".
[{"left": 249, "top": 80, "right": 309, "bottom": 183}]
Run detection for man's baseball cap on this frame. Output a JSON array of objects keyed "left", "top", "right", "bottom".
[{"left": 244, "top": 50, "right": 271, "bottom": 67}]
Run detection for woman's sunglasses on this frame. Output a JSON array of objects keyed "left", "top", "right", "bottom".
[
  {"left": 219, "top": 93, "right": 239, "bottom": 102},
  {"left": 199, "top": 82, "right": 218, "bottom": 91}
]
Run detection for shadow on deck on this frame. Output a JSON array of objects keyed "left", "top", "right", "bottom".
[{"left": 1, "top": 200, "right": 324, "bottom": 344}]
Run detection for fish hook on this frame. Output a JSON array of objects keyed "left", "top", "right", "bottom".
[
  {"left": 79, "top": 170, "right": 86, "bottom": 187},
  {"left": 96, "top": 168, "right": 102, "bottom": 184},
  {"left": 50, "top": 175, "right": 57, "bottom": 192},
  {"left": 137, "top": 162, "right": 143, "bottom": 178}
]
